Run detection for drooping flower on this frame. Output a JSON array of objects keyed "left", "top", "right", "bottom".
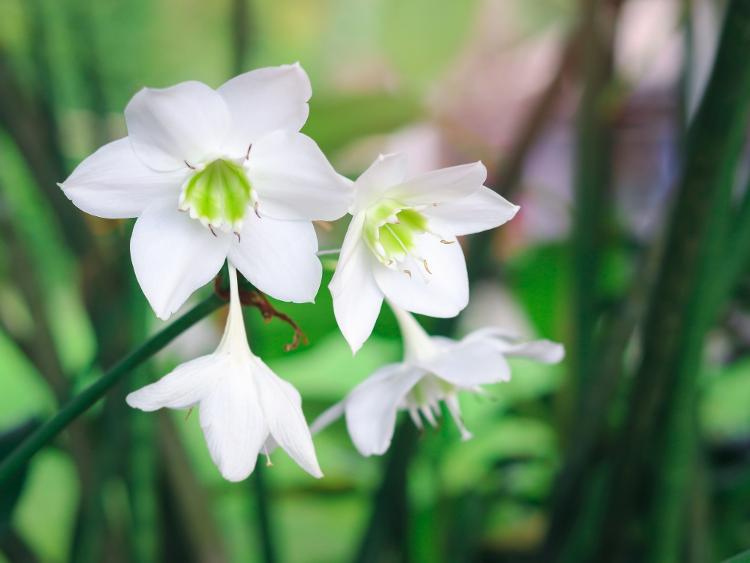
[
  {"left": 329, "top": 153, "right": 519, "bottom": 353},
  {"left": 61, "top": 64, "right": 351, "bottom": 320},
  {"left": 312, "top": 304, "right": 563, "bottom": 456},
  {"left": 127, "top": 264, "right": 322, "bottom": 481}
]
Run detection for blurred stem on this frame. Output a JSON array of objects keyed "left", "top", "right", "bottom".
[
  {"left": 717, "top": 179, "right": 750, "bottom": 300},
  {"left": 252, "top": 464, "right": 277, "bottom": 563},
  {"left": 159, "top": 414, "right": 229, "bottom": 563},
  {"left": 67, "top": 0, "right": 111, "bottom": 147},
  {"left": 594, "top": 3, "right": 750, "bottom": 561},
  {"left": 128, "top": 281, "right": 158, "bottom": 563},
  {"left": 540, "top": 228, "right": 662, "bottom": 560},
  {"left": 0, "top": 294, "right": 225, "bottom": 487},
  {"left": 569, "top": 0, "right": 622, "bottom": 398},
  {"left": 129, "top": 398, "right": 158, "bottom": 563},
  {"left": 231, "top": 0, "right": 252, "bottom": 75},
  {"left": 0, "top": 34, "right": 89, "bottom": 256},
  {"left": 353, "top": 422, "right": 418, "bottom": 563}
]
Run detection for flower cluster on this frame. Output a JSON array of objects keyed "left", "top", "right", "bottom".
[{"left": 61, "top": 63, "right": 563, "bottom": 481}]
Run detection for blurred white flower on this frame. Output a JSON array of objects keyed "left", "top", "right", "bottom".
[
  {"left": 330, "top": 153, "right": 518, "bottom": 353},
  {"left": 312, "top": 304, "right": 563, "bottom": 456},
  {"left": 127, "top": 264, "right": 322, "bottom": 482},
  {"left": 61, "top": 64, "right": 351, "bottom": 320}
]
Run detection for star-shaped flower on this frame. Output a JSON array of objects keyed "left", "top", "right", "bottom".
[
  {"left": 329, "top": 153, "right": 518, "bottom": 352},
  {"left": 61, "top": 64, "right": 351, "bottom": 319},
  {"left": 313, "top": 305, "right": 563, "bottom": 456},
  {"left": 127, "top": 264, "right": 322, "bottom": 481}
]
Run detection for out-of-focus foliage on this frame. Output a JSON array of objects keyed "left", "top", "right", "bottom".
[{"left": 1, "top": 0, "right": 749, "bottom": 562}]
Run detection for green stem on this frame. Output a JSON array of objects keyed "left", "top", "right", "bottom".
[
  {"left": 253, "top": 463, "right": 277, "bottom": 563},
  {"left": 569, "top": 0, "right": 621, "bottom": 395},
  {"left": 0, "top": 293, "right": 224, "bottom": 487},
  {"left": 717, "top": 181, "right": 750, "bottom": 300},
  {"left": 593, "top": 3, "right": 750, "bottom": 561},
  {"left": 353, "top": 422, "right": 417, "bottom": 563}
]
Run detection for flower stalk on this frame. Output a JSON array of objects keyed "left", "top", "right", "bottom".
[{"left": 0, "top": 293, "right": 225, "bottom": 487}]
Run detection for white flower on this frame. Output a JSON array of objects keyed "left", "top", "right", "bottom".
[
  {"left": 329, "top": 153, "right": 519, "bottom": 353},
  {"left": 312, "top": 305, "right": 563, "bottom": 456},
  {"left": 127, "top": 264, "right": 322, "bottom": 481},
  {"left": 61, "top": 63, "right": 351, "bottom": 320}
]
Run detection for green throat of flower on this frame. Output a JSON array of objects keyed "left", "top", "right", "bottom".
[
  {"left": 363, "top": 200, "right": 452, "bottom": 277},
  {"left": 179, "top": 159, "right": 255, "bottom": 233}
]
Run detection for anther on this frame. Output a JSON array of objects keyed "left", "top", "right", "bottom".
[
  {"left": 423, "top": 259, "right": 432, "bottom": 274},
  {"left": 184, "top": 160, "right": 196, "bottom": 170},
  {"left": 254, "top": 201, "right": 261, "bottom": 219},
  {"left": 245, "top": 143, "right": 253, "bottom": 160},
  {"left": 234, "top": 231, "right": 241, "bottom": 243},
  {"left": 440, "top": 240, "right": 455, "bottom": 245},
  {"left": 208, "top": 224, "right": 217, "bottom": 237},
  {"left": 403, "top": 269, "right": 412, "bottom": 278}
]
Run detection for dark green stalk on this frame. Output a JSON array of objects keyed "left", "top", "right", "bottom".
[
  {"left": 158, "top": 413, "right": 229, "bottom": 562},
  {"left": 540, "top": 230, "right": 662, "bottom": 560},
  {"left": 231, "top": 0, "right": 252, "bottom": 75},
  {"left": 593, "top": 3, "right": 750, "bottom": 561},
  {"left": 128, "top": 281, "right": 159, "bottom": 563},
  {"left": 717, "top": 182, "right": 750, "bottom": 300},
  {"left": 253, "top": 464, "right": 277, "bottom": 563},
  {"left": 353, "top": 422, "right": 418, "bottom": 563},
  {"left": 569, "top": 0, "right": 621, "bottom": 395},
  {"left": 0, "top": 294, "right": 224, "bottom": 487}
]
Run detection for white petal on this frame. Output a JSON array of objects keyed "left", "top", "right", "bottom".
[
  {"left": 424, "top": 186, "right": 520, "bottom": 236},
  {"left": 228, "top": 214, "right": 321, "bottom": 303},
  {"left": 465, "top": 329, "right": 565, "bottom": 364},
  {"left": 444, "top": 393, "right": 473, "bottom": 441},
  {"left": 218, "top": 63, "right": 312, "bottom": 157},
  {"left": 60, "top": 138, "right": 185, "bottom": 218},
  {"left": 387, "top": 162, "right": 487, "bottom": 206},
  {"left": 200, "top": 368, "right": 268, "bottom": 482},
  {"left": 352, "top": 153, "right": 408, "bottom": 212},
  {"left": 131, "top": 202, "right": 231, "bottom": 320},
  {"left": 501, "top": 339, "right": 565, "bottom": 363},
  {"left": 126, "top": 354, "right": 219, "bottom": 411},
  {"left": 373, "top": 234, "right": 468, "bottom": 318},
  {"left": 253, "top": 359, "right": 323, "bottom": 478},
  {"left": 247, "top": 130, "right": 351, "bottom": 221},
  {"left": 344, "top": 364, "right": 424, "bottom": 456},
  {"left": 330, "top": 219, "right": 384, "bottom": 353},
  {"left": 418, "top": 338, "right": 512, "bottom": 386},
  {"left": 125, "top": 81, "right": 230, "bottom": 171}
]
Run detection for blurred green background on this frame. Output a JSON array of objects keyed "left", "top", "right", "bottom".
[{"left": 1, "top": 0, "right": 749, "bottom": 562}]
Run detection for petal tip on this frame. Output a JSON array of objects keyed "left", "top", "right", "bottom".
[
  {"left": 220, "top": 467, "right": 253, "bottom": 482},
  {"left": 125, "top": 391, "right": 150, "bottom": 411}
]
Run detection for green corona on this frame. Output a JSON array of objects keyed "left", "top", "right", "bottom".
[
  {"left": 179, "top": 159, "right": 254, "bottom": 232},
  {"left": 363, "top": 200, "right": 430, "bottom": 265}
]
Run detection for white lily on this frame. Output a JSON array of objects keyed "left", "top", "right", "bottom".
[
  {"left": 61, "top": 63, "right": 351, "bottom": 320},
  {"left": 127, "top": 264, "right": 322, "bottom": 481},
  {"left": 312, "top": 305, "right": 564, "bottom": 456},
  {"left": 330, "top": 153, "right": 519, "bottom": 353}
]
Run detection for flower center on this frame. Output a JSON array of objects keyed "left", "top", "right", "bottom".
[
  {"left": 404, "top": 376, "right": 471, "bottom": 440},
  {"left": 363, "top": 200, "right": 433, "bottom": 276},
  {"left": 179, "top": 159, "right": 255, "bottom": 233}
]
